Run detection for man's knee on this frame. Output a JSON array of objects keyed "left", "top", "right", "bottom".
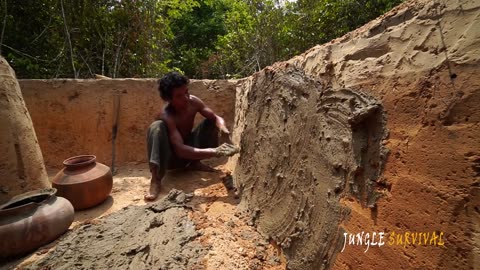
[
  {"left": 148, "top": 120, "right": 167, "bottom": 133},
  {"left": 202, "top": 118, "right": 217, "bottom": 128},
  {"left": 204, "top": 118, "right": 215, "bottom": 124}
]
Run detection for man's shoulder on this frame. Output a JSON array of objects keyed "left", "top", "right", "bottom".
[
  {"left": 189, "top": 95, "right": 205, "bottom": 109},
  {"left": 190, "top": 94, "right": 202, "bottom": 103},
  {"left": 160, "top": 112, "right": 178, "bottom": 130}
]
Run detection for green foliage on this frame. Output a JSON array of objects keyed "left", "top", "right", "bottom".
[
  {"left": 209, "top": 0, "right": 404, "bottom": 78},
  {"left": 0, "top": 0, "right": 198, "bottom": 78},
  {"left": 169, "top": 0, "right": 229, "bottom": 78},
  {"left": 0, "top": 0, "right": 403, "bottom": 79}
]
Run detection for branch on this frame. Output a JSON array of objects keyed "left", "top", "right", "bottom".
[
  {"left": 1, "top": 43, "right": 64, "bottom": 63},
  {"left": 113, "top": 31, "right": 127, "bottom": 78},
  {"left": 31, "top": 14, "right": 53, "bottom": 44},
  {"left": 238, "top": 56, "right": 257, "bottom": 75},
  {"left": 51, "top": 40, "right": 67, "bottom": 79},
  {"left": 0, "top": 0, "right": 7, "bottom": 56},
  {"left": 60, "top": 0, "right": 76, "bottom": 78},
  {"left": 78, "top": 53, "right": 93, "bottom": 77},
  {"left": 102, "top": 45, "right": 106, "bottom": 75}
]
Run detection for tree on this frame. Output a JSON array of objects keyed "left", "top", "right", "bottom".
[
  {"left": 208, "top": 0, "right": 403, "bottom": 78},
  {"left": 0, "top": 0, "right": 403, "bottom": 79},
  {"left": 169, "top": 0, "right": 229, "bottom": 78},
  {"left": 0, "top": 0, "right": 199, "bottom": 78}
]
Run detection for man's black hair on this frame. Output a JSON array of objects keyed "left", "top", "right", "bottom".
[{"left": 157, "top": 71, "right": 189, "bottom": 101}]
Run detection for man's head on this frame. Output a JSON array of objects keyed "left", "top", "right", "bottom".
[{"left": 158, "top": 71, "right": 190, "bottom": 109}]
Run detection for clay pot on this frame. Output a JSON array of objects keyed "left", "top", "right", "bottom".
[
  {"left": 0, "top": 188, "right": 74, "bottom": 258},
  {"left": 52, "top": 155, "right": 113, "bottom": 210}
]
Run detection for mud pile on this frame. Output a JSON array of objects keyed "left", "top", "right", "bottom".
[
  {"left": 27, "top": 190, "right": 205, "bottom": 269},
  {"left": 0, "top": 57, "right": 49, "bottom": 204},
  {"left": 231, "top": 0, "right": 480, "bottom": 269},
  {"left": 234, "top": 68, "right": 388, "bottom": 269}
]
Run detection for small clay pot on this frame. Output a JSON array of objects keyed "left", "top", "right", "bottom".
[
  {"left": 0, "top": 188, "right": 74, "bottom": 258},
  {"left": 52, "top": 155, "right": 113, "bottom": 210}
]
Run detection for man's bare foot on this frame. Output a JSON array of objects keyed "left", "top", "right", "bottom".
[
  {"left": 144, "top": 178, "right": 161, "bottom": 201},
  {"left": 186, "top": 161, "right": 216, "bottom": 172}
]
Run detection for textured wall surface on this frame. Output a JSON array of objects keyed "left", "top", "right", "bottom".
[
  {"left": 0, "top": 57, "right": 49, "bottom": 204},
  {"left": 19, "top": 79, "right": 237, "bottom": 168},
  {"left": 231, "top": 0, "right": 480, "bottom": 269}
]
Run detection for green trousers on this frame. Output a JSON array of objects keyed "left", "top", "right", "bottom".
[{"left": 146, "top": 119, "right": 219, "bottom": 174}]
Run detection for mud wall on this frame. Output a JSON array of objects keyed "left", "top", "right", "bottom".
[
  {"left": 231, "top": 0, "right": 480, "bottom": 269},
  {"left": 19, "top": 79, "right": 238, "bottom": 168}
]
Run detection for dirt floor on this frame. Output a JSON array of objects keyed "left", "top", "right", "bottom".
[{"left": 2, "top": 162, "right": 286, "bottom": 270}]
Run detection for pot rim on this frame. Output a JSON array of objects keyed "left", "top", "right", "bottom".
[
  {"left": 63, "top": 155, "right": 97, "bottom": 169},
  {"left": 0, "top": 188, "right": 57, "bottom": 211}
]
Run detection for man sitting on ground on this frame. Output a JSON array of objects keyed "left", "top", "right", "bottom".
[{"left": 145, "top": 71, "right": 239, "bottom": 200}]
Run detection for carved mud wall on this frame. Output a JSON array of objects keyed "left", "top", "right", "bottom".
[
  {"left": 0, "top": 57, "right": 49, "bottom": 204},
  {"left": 19, "top": 79, "right": 237, "bottom": 168},
  {"left": 231, "top": 0, "right": 480, "bottom": 269},
  {"left": 234, "top": 67, "right": 388, "bottom": 269}
]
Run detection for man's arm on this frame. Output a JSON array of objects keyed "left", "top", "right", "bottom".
[
  {"left": 163, "top": 116, "right": 218, "bottom": 160},
  {"left": 192, "top": 96, "right": 229, "bottom": 134}
]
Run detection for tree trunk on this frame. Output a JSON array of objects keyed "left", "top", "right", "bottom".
[{"left": 0, "top": 57, "right": 49, "bottom": 204}]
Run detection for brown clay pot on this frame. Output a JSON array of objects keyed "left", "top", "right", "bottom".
[
  {"left": 0, "top": 188, "right": 74, "bottom": 258},
  {"left": 52, "top": 155, "right": 113, "bottom": 210}
]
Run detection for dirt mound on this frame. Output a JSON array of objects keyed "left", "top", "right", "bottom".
[
  {"left": 233, "top": 67, "right": 388, "bottom": 269},
  {"left": 0, "top": 57, "right": 49, "bottom": 204},
  {"left": 27, "top": 190, "right": 204, "bottom": 269},
  {"left": 14, "top": 168, "right": 287, "bottom": 270}
]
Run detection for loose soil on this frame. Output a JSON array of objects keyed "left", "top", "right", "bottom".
[{"left": 2, "top": 163, "right": 286, "bottom": 270}]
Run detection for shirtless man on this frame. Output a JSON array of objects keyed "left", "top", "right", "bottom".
[{"left": 144, "top": 72, "right": 239, "bottom": 200}]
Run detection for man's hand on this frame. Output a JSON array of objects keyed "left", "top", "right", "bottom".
[
  {"left": 214, "top": 143, "right": 239, "bottom": 157},
  {"left": 216, "top": 116, "right": 229, "bottom": 134}
]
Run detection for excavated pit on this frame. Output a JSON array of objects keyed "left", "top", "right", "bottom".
[
  {"left": 234, "top": 67, "right": 388, "bottom": 269},
  {"left": 2, "top": 0, "right": 479, "bottom": 269}
]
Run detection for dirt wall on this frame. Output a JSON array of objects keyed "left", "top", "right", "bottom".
[
  {"left": 19, "top": 79, "right": 237, "bottom": 168},
  {"left": 231, "top": 0, "right": 480, "bottom": 269}
]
